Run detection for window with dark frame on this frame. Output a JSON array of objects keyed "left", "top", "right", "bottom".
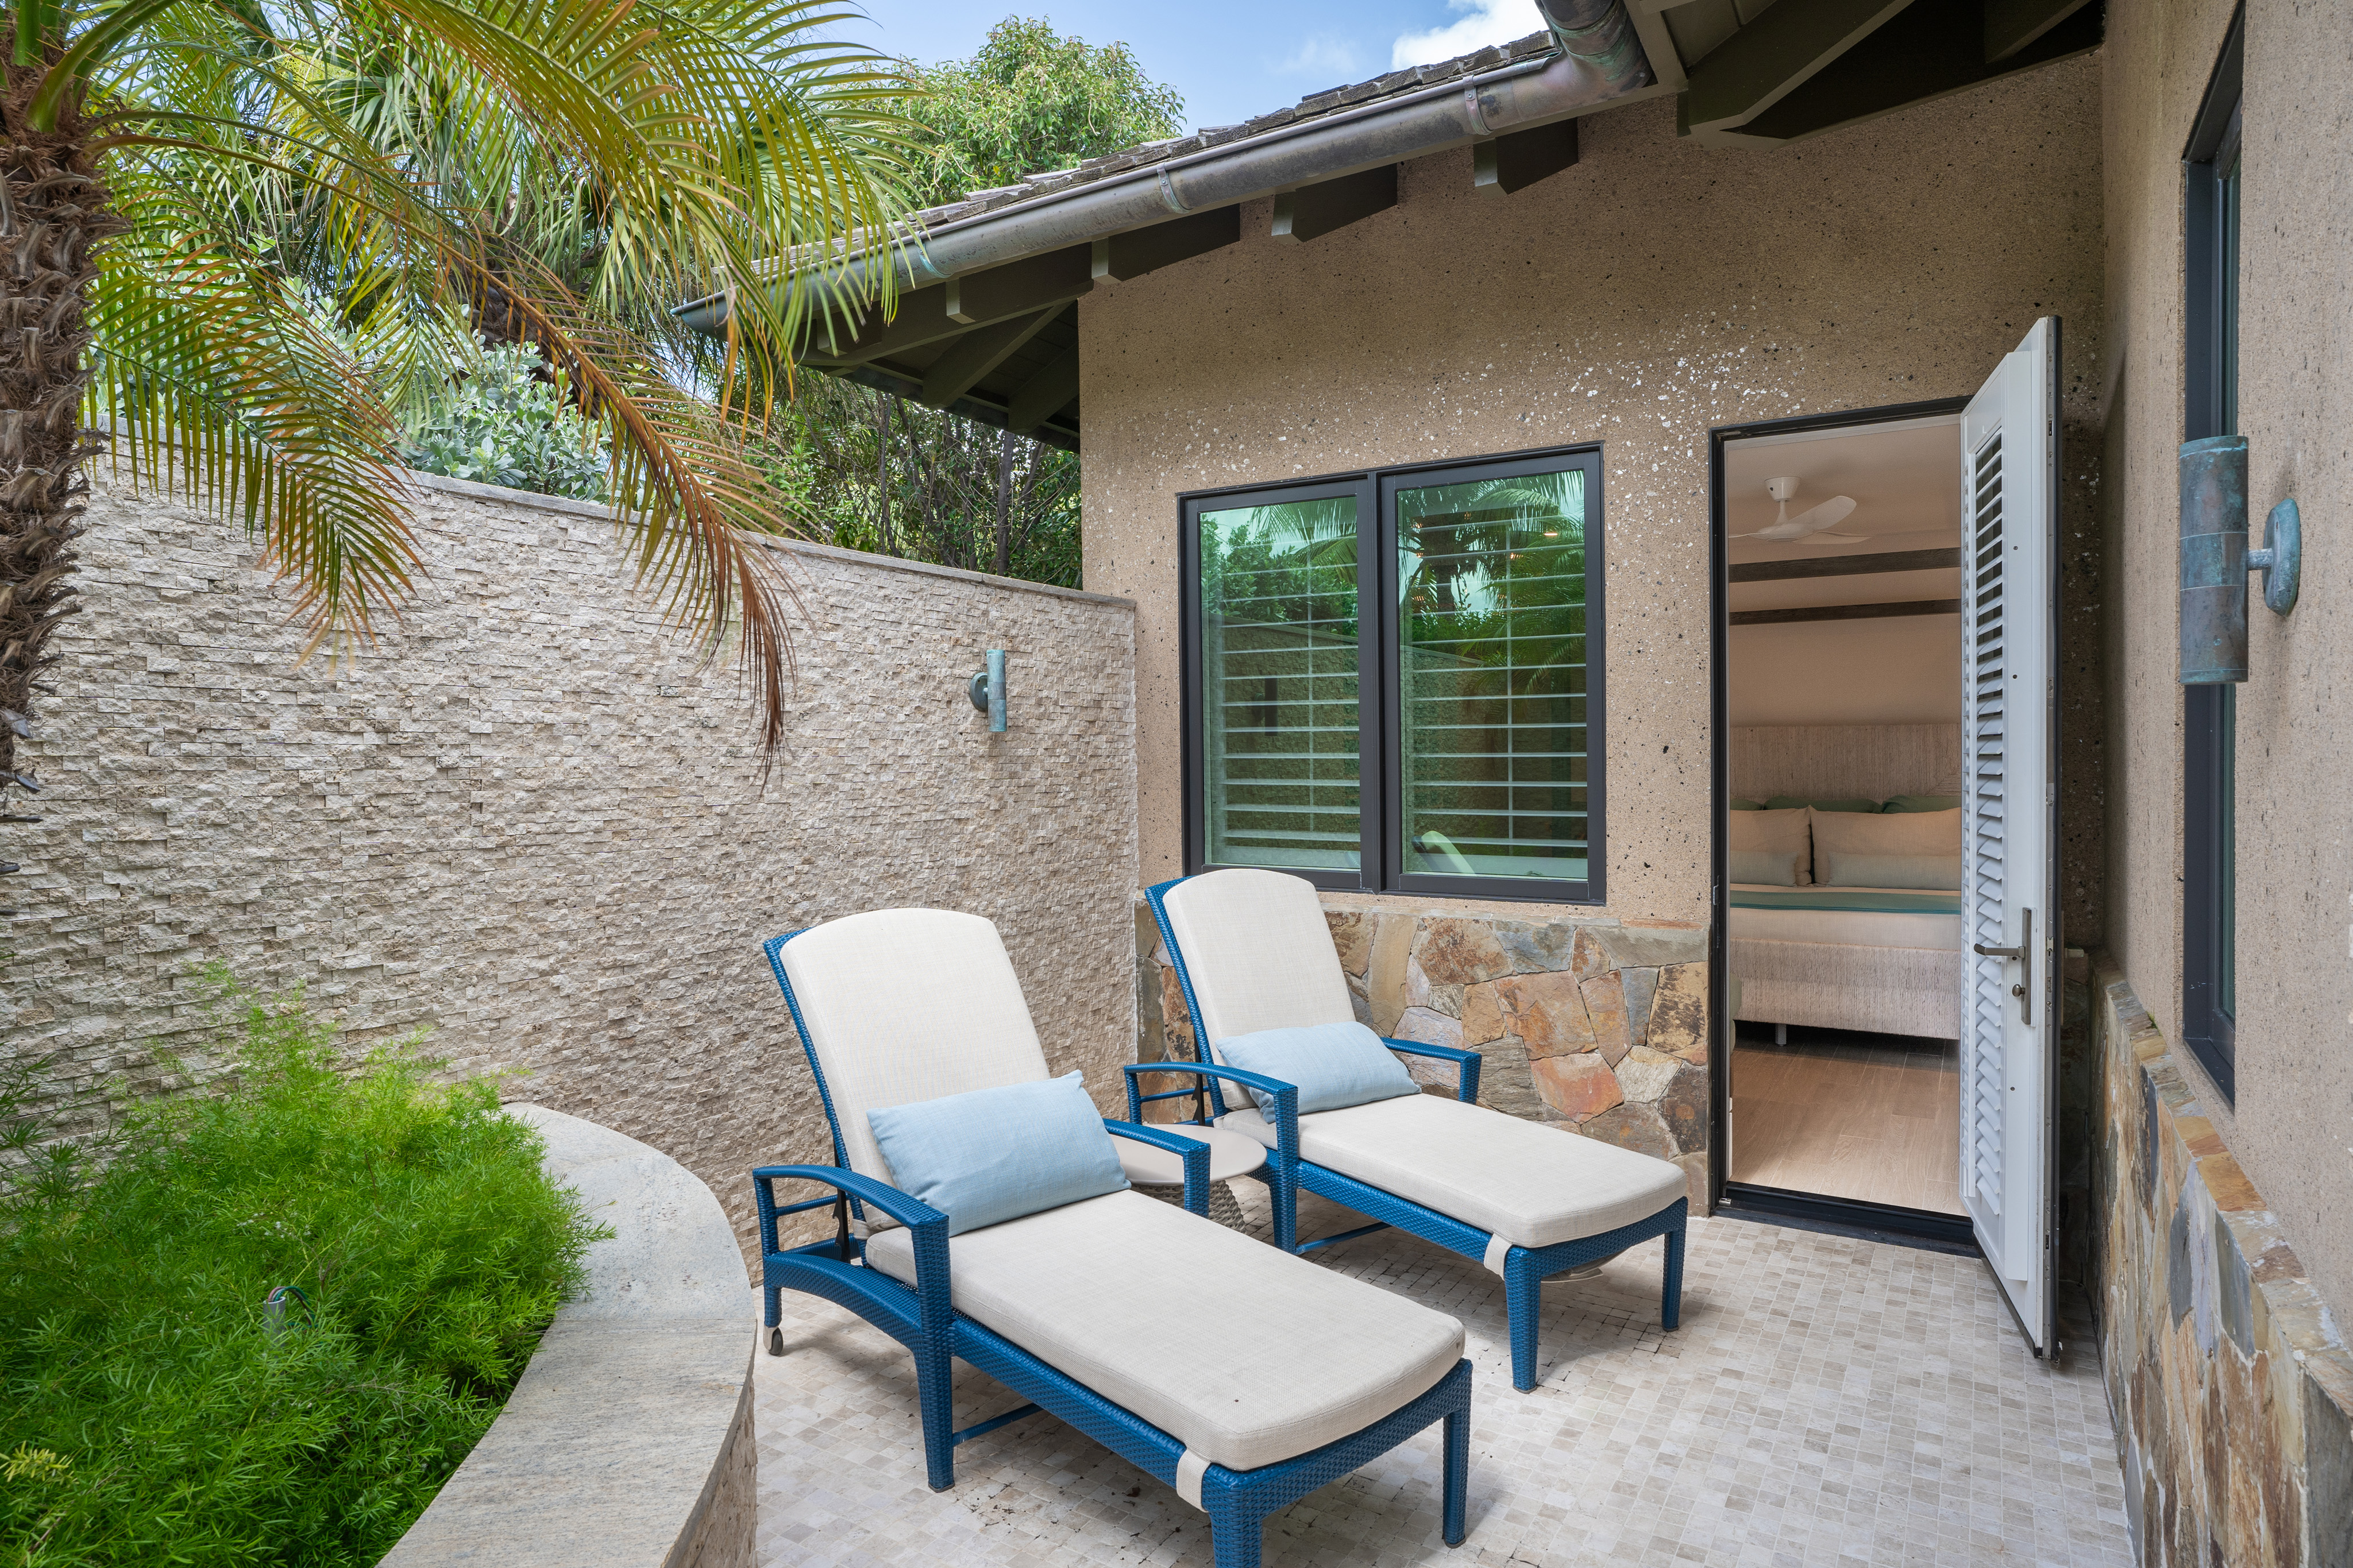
[
  {"left": 1183, "top": 447, "right": 1605, "bottom": 903},
  {"left": 2181, "top": 14, "right": 2242, "bottom": 1100}
]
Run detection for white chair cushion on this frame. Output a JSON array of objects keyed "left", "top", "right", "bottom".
[
  {"left": 1220, "top": 1094, "right": 1687, "bottom": 1250},
  {"left": 864, "top": 1190, "right": 1463, "bottom": 1472},
  {"left": 780, "top": 909, "right": 1051, "bottom": 1187},
  {"left": 1158, "top": 871, "right": 1356, "bottom": 1080},
  {"left": 1112, "top": 1124, "right": 1268, "bottom": 1187}
]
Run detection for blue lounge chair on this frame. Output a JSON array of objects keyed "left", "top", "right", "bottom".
[
  {"left": 757, "top": 907, "right": 1473, "bottom": 1568},
  {"left": 1147, "top": 870, "right": 1690, "bottom": 1392}
]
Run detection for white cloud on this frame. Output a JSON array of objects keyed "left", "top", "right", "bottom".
[
  {"left": 1390, "top": 0, "right": 1546, "bottom": 71},
  {"left": 1280, "top": 33, "right": 1367, "bottom": 80}
]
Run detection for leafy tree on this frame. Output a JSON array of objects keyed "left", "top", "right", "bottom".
[
  {"left": 896, "top": 16, "right": 1185, "bottom": 208},
  {"left": 0, "top": 0, "right": 909, "bottom": 768},
  {"left": 402, "top": 342, "right": 610, "bottom": 500},
  {"left": 768, "top": 17, "right": 1183, "bottom": 588}
]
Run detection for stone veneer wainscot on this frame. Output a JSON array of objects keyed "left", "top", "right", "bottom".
[
  {"left": 2092, "top": 959, "right": 2353, "bottom": 1566},
  {"left": 1137, "top": 896, "right": 1710, "bottom": 1211}
]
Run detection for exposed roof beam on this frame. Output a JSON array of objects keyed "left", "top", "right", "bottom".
[
  {"left": 802, "top": 283, "right": 955, "bottom": 365},
  {"left": 1727, "top": 547, "right": 1961, "bottom": 583},
  {"left": 1685, "top": 0, "right": 2105, "bottom": 147},
  {"left": 1984, "top": 0, "right": 2097, "bottom": 61},
  {"left": 1729, "top": 598, "right": 1961, "bottom": 627},
  {"left": 946, "top": 244, "right": 1093, "bottom": 325},
  {"left": 1680, "top": 0, "right": 1912, "bottom": 138},
  {"left": 1734, "top": 0, "right": 2103, "bottom": 143},
  {"left": 801, "top": 246, "right": 1095, "bottom": 367},
  {"left": 1092, "top": 206, "right": 1241, "bottom": 281},
  {"left": 919, "top": 307, "right": 1062, "bottom": 408},
  {"left": 1272, "top": 165, "right": 1398, "bottom": 244},
  {"left": 1008, "top": 348, "right": 1081, "bottom": 435},
  {"left": 828, "top": 361, "right": 1079, "bottom": 452},
  {"left": 1474, "top": 119, "right": 1580, "bottom": 196}
]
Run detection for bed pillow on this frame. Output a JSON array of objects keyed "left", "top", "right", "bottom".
[
  {"left": 1728, "top": 848, "right": 1805, "bottom": 885},
  {"left": 1727, "top": 806, "right": 1813, "bottom": 884},
  {"left": 1820, "top": 852, "right": 1962, "bottom": 890},
  {"left": 1214, "top": 1021, "right": 1419, "bottom": 1117},
  {"left": 1809, "top": 806, "right": 1962, "bottom": 885},
  {"left": 1881, "top": 793, "right": 1965, "bottom": 814},
  {"left": 1766, "top": 794, "right": 1881, "bottom": 814},
  {"left": 1729, "top": 798, "right": 1768, "bottom": 812},
  {"left": 866, "top": 1072, "right": 1128, "bottom": 1236}
]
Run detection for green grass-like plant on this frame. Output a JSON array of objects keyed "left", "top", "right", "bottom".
[{"left": 0, "top": 972, "right": 604, "bottom": 1566}]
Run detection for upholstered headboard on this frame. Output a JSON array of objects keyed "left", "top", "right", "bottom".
[{"left": 1731, "top": 724, "right": 1964, "bottom": 802}]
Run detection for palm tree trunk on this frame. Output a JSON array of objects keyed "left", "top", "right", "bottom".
[{"left": 0, "top": 63, "right": 111, "bottom": 774}]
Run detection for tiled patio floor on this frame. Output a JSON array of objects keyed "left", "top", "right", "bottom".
[{"left": 753, "top": 1185, "right": 2130, "bottom": 1567}]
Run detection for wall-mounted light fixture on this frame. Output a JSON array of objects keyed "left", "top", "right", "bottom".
[
  {"left": 967, "top": 648, "right": 1007, "bottom": 732},
  {"left": 2180, "top": 435, "right": 2301, "bottom": 684}
]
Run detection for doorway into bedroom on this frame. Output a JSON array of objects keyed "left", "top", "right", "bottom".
[{"left": 1712, "top": 406, "right": 1971, "bottom": 1227}]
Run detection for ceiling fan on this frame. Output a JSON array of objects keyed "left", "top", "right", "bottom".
[{"left": 1733, "top": 477, "right": 1869, "bottom": 542}]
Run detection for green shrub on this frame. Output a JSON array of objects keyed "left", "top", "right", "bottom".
[
  {"left": 400, "top": 341, "right": 610, "bottom": 501},
  {"left": 0, "top": 972, "right": 603, "bottom": 1566}
]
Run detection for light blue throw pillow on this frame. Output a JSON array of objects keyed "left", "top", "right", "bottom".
[
  {"left": 866, "top": 1072, "right": 1128, "bottom": 1236},
  {"left": 1214, "top": 1022, "right": 1420, "bottom": 1118}
]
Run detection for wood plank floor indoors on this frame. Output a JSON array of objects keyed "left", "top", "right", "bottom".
[{"left": 1727, "top": 1026, "right": 1964, "bottom": 1215}]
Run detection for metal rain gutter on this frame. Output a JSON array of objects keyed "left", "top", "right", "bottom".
[{"left": 676, "top": 1, "right": 1652, "bottom": 335}]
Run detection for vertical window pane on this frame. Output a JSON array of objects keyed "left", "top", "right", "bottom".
[
  {"left": 2217, "top": 120, "right": 2240, "bottom": 1021},
  {"left": 1397, "top": 469, "right": 1588, "bottom": 885},
  {"left": 1198, "top": 496, "right": 1360, "bottom": 870},
  {"left": 2219, "top": 684, "right": 2236, "bottom": 1020}
]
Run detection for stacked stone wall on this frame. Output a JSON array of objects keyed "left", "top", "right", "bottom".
[
  {"left": 6, "top": 472, "right": 1138, "bottom": 1261},
  {"left": 1137, "top": 899, "right": 1710, "bottom": 1210},
  {"left": 2092, "top": 957, "right": 2353, "bottom": 1565}
]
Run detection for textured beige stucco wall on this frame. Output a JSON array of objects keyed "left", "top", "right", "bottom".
[
  {"left": 2100, "top": 0, "right": 2353, "bottom": 1312},
  {"left": 1079, "top": 62, "right": 2108, "bottom": 939},
  {"left": 6, "top": 473, "right": 1138, "bottom": 1258}
]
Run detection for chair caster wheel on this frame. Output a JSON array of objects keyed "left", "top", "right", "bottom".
[{"left": 767, "top": 1327, "right": 784, "bottom": 1357}]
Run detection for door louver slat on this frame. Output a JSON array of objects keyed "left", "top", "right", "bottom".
[{"left": 1964, "top": 430, "right": 2008, "bottom": 1215}]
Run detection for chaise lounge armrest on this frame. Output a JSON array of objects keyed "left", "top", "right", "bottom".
[
  {"left": 1121, "top": 1059, "right": 1298, "bottom": 1129},
  {"left": 1380, "top": 1038, "right": 1482, "bottom": 1103},
  {"left": 753, "top": 1164, "right": 946, "bottom": 1266},
  {"left": 1101, "top": 1119, "right": 1213, "bottom": 1215}
]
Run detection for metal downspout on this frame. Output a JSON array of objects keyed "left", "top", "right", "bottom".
[
  {"left": 1536, "top": 0, "right": 1653, "bottom": 87},
  {"left": 677, "top": 2, "right": 1652, "bottom": 330}
]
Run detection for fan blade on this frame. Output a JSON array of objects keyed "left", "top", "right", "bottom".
[
  {"left": 1815, "top": 531, "right": 1875, "bottom": 540},
  {"left": 1785, "top": 496, "right": 1857, "bottom": 534}
]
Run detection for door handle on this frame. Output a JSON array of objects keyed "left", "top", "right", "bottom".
[{"left": 1972, "top": 907, "right": 2034, "bottom": 1025}]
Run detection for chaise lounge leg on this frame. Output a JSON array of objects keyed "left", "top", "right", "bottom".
[
  {"left": 1271, "top": 1168, "right": 1298, "bottom": 1254},
  {"left": 915, "top": 1337, "right": 956, "bottom": 1491},
  {"left": 1208, "top": 1503, "right": 1261, "bottom": 1568},
  {"left": 1662, "top": 1221, "right": 1686, "bottom": 1333},
  {"left": 1504, "top": 1248, "right": 1540, "bottom": 1393},
  {"left": 1442, "top": 1403, "right": 1468, "bottom": 1547}
]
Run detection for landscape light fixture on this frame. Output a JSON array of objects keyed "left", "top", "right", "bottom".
[{"left": 968, "top": 649, "right": 1008, "bottom": 732}]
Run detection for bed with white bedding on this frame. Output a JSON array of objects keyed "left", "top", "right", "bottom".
[
  {"left": 1726, "top": 724, "right": 1965, "bottom": 1042},
  {"left": 1729, "top": 885, "right": 1961, "bottom": 1040}
]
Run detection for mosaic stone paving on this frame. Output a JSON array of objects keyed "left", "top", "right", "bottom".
[{"left": 754, "top": 1188, "right": 2131, "bottom": 1567}]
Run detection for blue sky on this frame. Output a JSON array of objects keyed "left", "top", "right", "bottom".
[{"left": 833, "top": 1, "right": 1550, "bottom": 134}]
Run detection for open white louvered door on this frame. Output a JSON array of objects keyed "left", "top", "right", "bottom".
[{"left": 1959, "top": 318, "right": 2062, "bottom": 1357}]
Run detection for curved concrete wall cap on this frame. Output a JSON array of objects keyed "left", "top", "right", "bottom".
[{"left": 380, "top": 1105, "right": 754, "bottom": 1568}]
